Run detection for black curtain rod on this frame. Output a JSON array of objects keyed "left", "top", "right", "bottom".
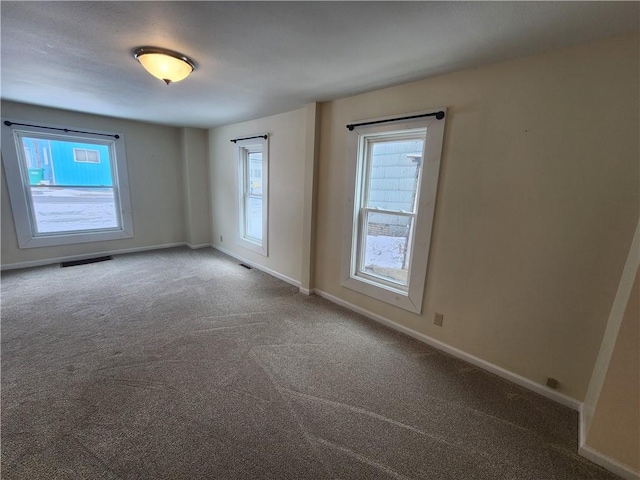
[
  {"left": 3, "top": 121, "right": 120, "bottom": 139},
  {"left": 346, "top": 111, "right": 445, "bottom": 131},
  {"left": 230, "top": 135, "right": 267, "bottom": 143}
]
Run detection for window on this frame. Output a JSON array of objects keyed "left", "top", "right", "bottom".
[
  {"left": 73, "top": 148, "right": 101, "bottom": 164},
  {"left": 341, "top": 110, "right": 446, "bottom": 313},
  {"left": 1, "top": 120, "right": 134, "bottom": 248},
  {"left": 235, "top": 135, "right": 268, "bottom": 255}
]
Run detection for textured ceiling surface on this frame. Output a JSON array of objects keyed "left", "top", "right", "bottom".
[{"left": 1, "top": 1, "right": 638, "bottom": 128}]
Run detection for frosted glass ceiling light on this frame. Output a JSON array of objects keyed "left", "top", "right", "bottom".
[{"left": 133, "top": 47, "right": 195, "bottom": 85}]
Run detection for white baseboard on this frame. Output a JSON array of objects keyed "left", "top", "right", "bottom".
[
  {"left": 312, "top": 288, "right": 582, "bottom": 411},
  {"left": 578, "top": 444, "right": 639, "bottom": 480},
  {"left": 299, "top": 287, "right": 312, "bottom": 295},
  {"left": 185, "top": 242, "right": 212, "bottom": 250},
  {"left": 212, "top": 245, "right": 301, "bottom": 288},
  {"left": 0, "top": 242, "right": 186, "bottom": 271}
]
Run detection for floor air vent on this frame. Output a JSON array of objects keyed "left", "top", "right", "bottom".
[
  {"left": 239, "top": 263, "right": 252, "bottom": 269},
  {"left": 61, "top": 256, "right": 113, "bottom": 268}
]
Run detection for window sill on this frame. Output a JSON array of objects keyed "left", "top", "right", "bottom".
[
  {"left": 341, "top": 275, "right": 422, "bottom": 314},
  {"left": 236, "top": 237, "right": 267, "bottom": 256}
]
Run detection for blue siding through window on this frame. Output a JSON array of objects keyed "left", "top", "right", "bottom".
[{"left": 22, "top": 138, "right": 113, "bottom": 186}]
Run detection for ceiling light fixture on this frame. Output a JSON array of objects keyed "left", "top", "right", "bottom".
[{"left": 133, "top": 47, "right": 196, "bottom": 85}]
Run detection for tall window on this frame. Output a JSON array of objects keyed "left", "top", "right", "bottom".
[
  {"left": 235, "top": 135, "right": 268, "bottom": 256},
  {"left": 341, "top": 111, "right": 446, "bottom": 313},
  {"left": 1, "top": 120, "right": 133, "bottom": 248}
]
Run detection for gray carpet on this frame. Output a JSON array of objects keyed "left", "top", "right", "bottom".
[{"left": 1, "top": 247, "right": 619, "bottom": 479}]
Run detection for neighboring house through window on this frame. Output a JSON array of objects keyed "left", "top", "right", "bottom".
[
  {"left": 341, "top": 110, "right": 446, "bottom": 313},
  {"left": 235, "top": 135, "right": 268, "bottom": 256},
  {"left": 1, "top": 120, "right": 134, "bottom": 248}
]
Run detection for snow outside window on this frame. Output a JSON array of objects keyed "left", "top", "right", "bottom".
[
  {"left": 235, "top": 135, "right": 268, "bottom": 256},
  {"left": 1, "top": 120, "right": 134, "bottom": 248},
  {"left": 341, "top": 110, "right": 446, "bottom": 314}
]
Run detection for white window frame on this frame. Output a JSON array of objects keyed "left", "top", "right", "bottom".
[
  {"left": 1, "top": 119, "right": 134, "bottom": 249},
  {"left": 235, "top": 135, "right": 268, "bottom": 256},
  {"left": 341, "top": 109, "right": 446, "bottom": 314}
]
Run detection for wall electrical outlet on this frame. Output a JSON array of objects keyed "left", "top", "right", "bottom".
[
  {"left": 220, "top": 235, "right": 223, "bottom": 242},
  {"left": 434, "top": 312, "right": 444, "bottom": 327}
]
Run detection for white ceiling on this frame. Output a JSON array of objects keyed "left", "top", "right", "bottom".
[{"left": 2, "top": 1, "right": 638, "bottom": 128}]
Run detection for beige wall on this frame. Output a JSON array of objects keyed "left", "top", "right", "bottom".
[
  {"left": 181, "top": 127, "right": 211, "bottom": 247},
  {"left": 1, "top": 101, "right": 186, "bottom": 266},
  {"left": 208, "top": 108, "right": 307, "bottom": 283},
  {"left": 586, "top": 267, "right": 640, "bottom": 472},
  {"left": 314, "top": 33, "right": 639, "bottom": 401}
]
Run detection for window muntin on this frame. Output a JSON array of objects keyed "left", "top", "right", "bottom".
[
  {"left": 341, "top": 110, "right": 446, "bottom": 314},
  {"left": 235, "top": 135, "right": 268, "bottom": 256},
  {"left": 1, "top": 120, "right": 134, "bottom": 248}
]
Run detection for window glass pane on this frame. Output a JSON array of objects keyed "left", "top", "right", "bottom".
[
  {"left": 19, "top": 136, "right": 119, "bottom": 234},
  {"left": 246, "top": 196, "right": 262, "bottom": 241},
  {"left": 366, "top": 139, "right": 424, "bottom": 212},
  {"left": 30, "top": 186, "right": 119, "bottom": 234},
  {"left": 361, "top": 211, "right": 413, "bottom": 286},
  {"left": 248, "top": 152, "right": 262, "bottom": 195}
]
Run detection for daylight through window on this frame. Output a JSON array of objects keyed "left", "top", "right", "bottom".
[
  {"left": 1, "top": 121, "right": 133, "bottom": 248},
  {"left": 235, "top": 135, "right": 268, "bottom": 256},
  {"left": 357, "top": 132, "right": 425, "bottom": 289}
]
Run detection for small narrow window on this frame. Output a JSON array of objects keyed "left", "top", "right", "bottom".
[
  {"left": 235, "top": 135, "right": 268, "bottom": 256},
  {"left": 341, "top": 110, "right": 446, "bottom": 313},
  {"left": 1, "top": 120, "right": 134, "bottom": 248}
]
